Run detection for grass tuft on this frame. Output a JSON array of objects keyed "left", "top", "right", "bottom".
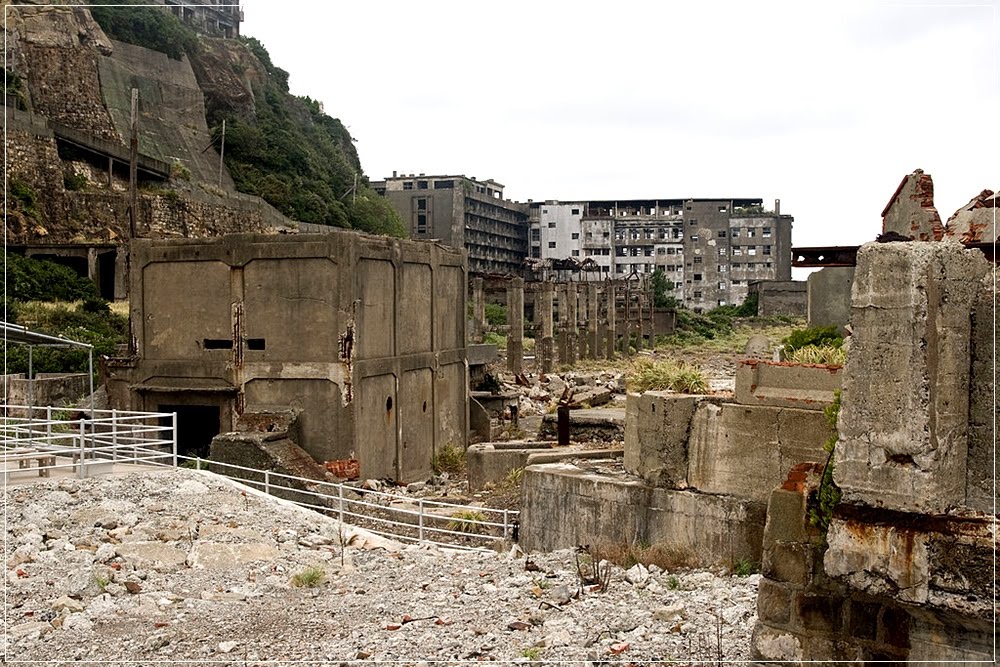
[
  {"left": 291, "top": 565, "right": 326, "bottom": 588},
  {"left": 626, "top": 357, "right": 709, "bottom": 394}
]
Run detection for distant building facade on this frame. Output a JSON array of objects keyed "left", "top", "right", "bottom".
[
  {"left": 374, "top": 174, "right": 529, "bottom": 275},
  {"left": 529, "top": 198, "right": 793, "bottom": 311},
  {"left": 156, "top": 0, "right": 242, "bottom": 38}
]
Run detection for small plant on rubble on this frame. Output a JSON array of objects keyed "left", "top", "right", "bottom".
[
  {"left": 733, "top": 558, "right": 760, "bottom": 577},
  {"left": 446, "top": 510, "right": 487, "bottom": 535},
  {"left": 626, "top": 357, "right": 709, "bottom": 394},
  {"left": 521, "top": 646, "right": 543, "bottom": 660},
  {"left": 432, "top": 443, "right": 466, "bottom": 475},
  {"left": 291, "top": 565, "right": 326, "bottom": 588},
  {"left": 809, "top": 390, "right": 843, "bottom": 533},
  {"left": 789, "top": 344, "right": 846, "bottom": 366}
]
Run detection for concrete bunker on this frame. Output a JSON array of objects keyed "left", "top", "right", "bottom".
[{"left": 107, "top": 231, "right": 469, "bottom": 483}]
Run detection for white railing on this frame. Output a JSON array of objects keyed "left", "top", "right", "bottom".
[
  {"left": 1, "top": 404, "right": 177, "bottom": 479},
  {"left": 0, "top": 404, "right": 516, "bottom": 552}
]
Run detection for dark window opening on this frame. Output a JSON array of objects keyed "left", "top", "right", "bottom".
[
  {"left": 433, "top": 180, "right": 454, "bottom": 189},
  {"left": 203, "top": 339, "right": 233, "bottom": 350},
  {"left": 417, "top": 180, "right": 428, "bottom": 189},
  {"left": 247, "top": 338, "right": 266, "bottom": 350},
  {"left": 417, "top": 198, "right": 427, "bottom": 210}
]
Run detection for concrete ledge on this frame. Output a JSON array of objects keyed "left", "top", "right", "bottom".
[
  {"left": 467, "top": 442, "right": 622, "bottom": 491},
  {"left": 538, "top": 407, "right": 625, "bottom": 441},
  {"left": 520, "top": 462, "right": 766, "bottom": 566},
  {"left": 735, "top": 360, "right": 842, "bottom": 410}
]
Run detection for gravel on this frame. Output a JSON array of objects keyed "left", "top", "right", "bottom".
[{"left": 5, "top": 469, "right": 758, "bottom": 663}]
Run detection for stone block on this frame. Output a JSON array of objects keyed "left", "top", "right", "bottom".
[
  {"left": 757, "top": 578, "right": 792, "bottom": 625},
  {"left": 762, "top": 487, "right": 808, "bottom": 549},
  {"left": 763, "top": 541, "right": 813, "bottom": 586},
  {"left": 796, "top": 592, "right": 843, "bottom": 633},
  {"left": 835, "top": 241, "right": 989, "bottom": 513},
  {"left": 115, "top": 542, "right": 188, "bottom": 572},
  {"left": 846, "top": 600, "right": 880, "bottom": 641},
  {"left": 187, "top": 541, "right": 278, "bottom": 569},
  {"left": 807, "top": 266, "right": 855, "bottom": 331},
  {"left": 623, "top": 392, "right": 700, "bottom": 488}
]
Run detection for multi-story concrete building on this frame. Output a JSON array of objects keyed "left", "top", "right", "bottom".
[
  {"left": 375, "top": 173, "right": 530, "bottom": 275},
  {"left": 157, "top": 0, "right": 243, "bottom": 38},
  {"left": 529, "top": 197, "right": 793, "bottom": 311}
]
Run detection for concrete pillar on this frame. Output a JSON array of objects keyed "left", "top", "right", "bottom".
[
  {"left": 471, "top": 277, "right": 485, "bottom": 343},
  {"left": 587, "top": 283, "right": 600, "bottom": 360},
  {"left": 114, "top": 247, "right": 128, "bottom": 301},
  {"left": 506, "top": 278, "right": 524, "bottom": 374},
  {"left": 566, "top": 283, "right": 578, "bottom": 366},
  {"left": 577, "top": 284, "right": 589, "bottom": 360},
  {"left": 539, "top": 281, "right": 554, "bottom": 374},
  {"left": 834, "top": 242, "right": 989, "bottom": 513},
  {"left": 605, "top": 282, "right": 616, "bottom": 360},
  {"left": 86, "top": 247, "right": 99, "bottom": 285}
]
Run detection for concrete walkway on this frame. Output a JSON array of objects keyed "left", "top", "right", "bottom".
[{"left": 2, "top": 456, "right": 167, "bottom": 488}]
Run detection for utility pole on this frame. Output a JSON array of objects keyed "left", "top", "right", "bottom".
[{"left": 218, "top": 118, "right": 226, "bottom": 188}]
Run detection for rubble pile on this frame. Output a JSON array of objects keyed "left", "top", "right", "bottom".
[{"left": 5, "top": 469, "right": 758, "bottom": 662}]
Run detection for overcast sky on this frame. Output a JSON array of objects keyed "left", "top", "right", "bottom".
[{"left": 242, "top": 0, "right": 996, "bottom": 256}]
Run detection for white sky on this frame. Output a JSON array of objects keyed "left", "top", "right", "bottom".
[{"left": 242, "top": 0, "right": 997, "bottom": 258}]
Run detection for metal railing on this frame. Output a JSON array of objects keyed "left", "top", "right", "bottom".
[{"left": 0, "top": 404, "right": 516, "bottom": 552}]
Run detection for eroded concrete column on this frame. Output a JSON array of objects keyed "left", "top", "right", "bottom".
[
  {"left": 471, "top": 277, "right": 485, "bottom": 343},
  {"left": 577, "top": 285, "right": 589, "bottom": 360},
  {"left": 834, "top": 241, "right": 989, "bottom": 513},
  {"left": 506, "top": 278, "right": 524, "bottom": 374},
  {"left": 566, "top": 282, "right": 578, "bottom": 366},
  {"left": 539, "top": 281, "right": 555, "bottom": 373},
  {"left": 587, "top": 283, "right": 600, "bottom": 360},
  {"left": 605, "top": 282, "right": 616, "bottom": 360}
]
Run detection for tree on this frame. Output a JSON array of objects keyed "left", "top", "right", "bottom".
[{"left": 651, "top": 268, "right": 680, "bottom": 309}]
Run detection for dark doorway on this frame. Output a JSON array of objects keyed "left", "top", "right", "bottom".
[
  {"left": 159, "top": 404, "right": 220, "bottom": 459},
  {"left": 96, "top": 251, "right": 116, "bottom": 300}
]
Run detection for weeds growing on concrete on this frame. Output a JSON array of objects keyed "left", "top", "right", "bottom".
[
  {"left": 432, "top": 443, "right": 466, "bottom": 475},
  {"left": 446, "top": 510, "right": 487, "bottom": 534},
  {"left": 626, "top": 357, "right": 709, "bottom": 394},
  {"left": 809, "top": 389, "right": 843, "bottom": 534},
  {"left": 291, "top": 565, "right": 326, "bottom": 588},
  {"left": 502, "top": 467, "right": 524, "bottom": 488},
  {"left": 789, "top": 344, "right": 846, "bottom": 366}
]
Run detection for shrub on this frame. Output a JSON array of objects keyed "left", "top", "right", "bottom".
[
  {"left": 432, "top": 443, "right": 465, "bottom": 475},
  {"left": 484, "top": 303, "right": 507, "bottom": 327},
  {"left": 5, "top": 253, "right": 100, "bottom": 303},
  {"left": 732, "top": 558, "right": 760, "bottom": 577},
  {"left": 291, "top": 565, "right": 326, "bottom": 588},
  {"left": 783, "top": 325, "right": 843, "bottom": 353},
  {"left": 63, "top": 171, "right": 88, "bottom": 191},
  {"left": 90, "top": 1, "right": 198, "bottom": 60},
  {"left": 626, "top": 357, "right": 709, "bottom": 394}
]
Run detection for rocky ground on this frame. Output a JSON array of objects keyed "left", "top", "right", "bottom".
[{"left": 5, "top": 469, "right": 759, "bottom": 664}]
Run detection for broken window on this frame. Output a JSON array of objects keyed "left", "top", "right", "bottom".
[
  {"left": 731, "top": 228, "right": 739, "bottom": 238},
  {"left": 572, "top": 250, "right": 580, "bottom": 257},
  {"left": 417, "top": 198, "right": 427, "bottom": 210},
  {"left": 693, "top": 256, "right": 702, "bottom": 264},
  {"left": 530, "top": 229, "right": 540, "bottom": 241},
  {"left": 403, "top": 181, "right": 413, "bottom": 190},
  {"left": 690, "top": 234, "right": 699, "bottom": 242},
  {"left": 733, "top": 247, "right": 742, "bottom": 256},
  {"left": 747, "top": 228, "right": 755, "bottom": 238},
  {"left": 417, "top": 180, "right": 428, "bottom": 189},
  {"left": 203, "top": 339, "right": 232, "bottom": 350},
  {"left": 571, "top": 208, "right": 580, "bottom": 215},
  {"left": 548, "top": 241, "right": 556, "bottom": 248},
  {"left": 417, "top": 213, "right": 427, "bottom": 233},
  {"left": 693, "top": 273, "right": 702, "bottom": 281},
  {"left": 763, "top": 245, "right": 771, "bottom": 255},
  {"left": 571, "top": 233, "right": 579, "bottom": 240},
  {"left": 718, "top": 206, "right": 727, "bottom": 213},
  {"left": 717, "top": 230, "right": 727, "bottom": 238},
  {"left": 748, "top": 248, "right": 757, "bottom": 256},
  {"left": 433, "top": 180, "right": 454, "bottom": 189},
  {"left": 548, "top": 222, "right": 556, "bottom": 228},
  {"left": 762, "top": 227, "right": 772, "bottom": 237},
  {"left": 693, "top": 290, "right": 703, "bottom": 299}
]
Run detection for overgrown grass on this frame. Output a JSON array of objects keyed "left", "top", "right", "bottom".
[
  {"left": 789, "top": 344, "right": 846, "bottom": 366},
  {"left": 596, "top": 541, "right": 697, "bottom": 572},
  {"left": 291, "top": 565, "right": 326, "bottom": 588},
  {"left": 782, "top": 325, "right": 843, "bottom": 353},
  {"left": 732, "top": 558, "right": 760, "bottom": 577},
  {"left": 657, "top": 317, "right": 802, "bottom": 355},
  {"left": 626, "top": 357, "right": 709, "bottom": 394},
  {"left": 432, "top": 443, "right": 465, "bottom": 475},
  {"left": 446, "top": 510, "right": 487, "bottom": 535}
]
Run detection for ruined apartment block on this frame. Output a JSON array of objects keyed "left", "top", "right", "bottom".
[
  {"left": 157, "top": 0, "right": 243, "bottom": 38},
  {"left": 529, "top": 198, "right": 793, "bottom": 310},
  {"left": 108, "top": 232, "right": 468, "bottom": 483},
  {"left": 374, "top": 174, "right": 530, "bottom": 275}
]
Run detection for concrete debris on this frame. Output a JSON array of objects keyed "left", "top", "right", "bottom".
[{"left": 5, "top": 468, "right": 759, "bottom": 662}]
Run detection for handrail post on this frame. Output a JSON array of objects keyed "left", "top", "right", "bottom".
[
  {"left": 171, "top": 412, "right": 178, "bottom": 468},
  {"left": 111, "top": 409, "right": 118, "bottom": 462},
  {"left": 76, "top": 419, "right": 86, "bottom": 479},
  {"left": 46, "top": 405, "right": 52, "bottom": 445},
  {"left": 264, "top": 470, "right": 270, "bottom": 495},
  {"left": 338, "top": 484, "right": 344, "bottom": 524},
  {"left": 196, "top": 457, "right": 202, "bottom": 471},
  {"left": 418, "top": 498, "right": 425, "bottom": 543},
  {"left": 503, "top": 509, "right": 509, "bottom": 540}
]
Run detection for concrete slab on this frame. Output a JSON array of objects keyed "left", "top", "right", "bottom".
[{"left": 538, "top": 408, "right": 625, "bottom": 442}]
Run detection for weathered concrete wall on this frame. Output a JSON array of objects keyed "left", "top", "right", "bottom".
[
  {"left": 113, "top": 232, "right": 468, "bottom": 483},
  {"left": 520, "top": 463, "right": 765, "bottom": 565},
  {"left": 0, "top": 373, "right": 90, "bottom": 410},
  {"left": 623, "top": 392, "right": 833, "bottom": 502},
  {"left": 965, "top": 273, "right": 998, "bottom": 512},
  {"left": 735, "top": 360, "right": 841, "bottom": 410},
  {"left": 806, "top": 266, "right": 854, "bottom": 331},
  {"left": 750, "top": 280, "right": 807, "bottom": 318},
  {"left": 835, "top": 242, "right": 989, "bottom": 513}
]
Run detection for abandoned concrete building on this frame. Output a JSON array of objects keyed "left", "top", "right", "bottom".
[
  {"left": 373, "top": 174, "right": 530, "bottom": 275},
  {"left": 157, "top": 0, "right": 243, "bottom": 38},
  {"left": 529, "top": 198, "right": 794, "bottom": 310},
  {"left": 106, "top": 232, "right": 468, "bottom": 483}
]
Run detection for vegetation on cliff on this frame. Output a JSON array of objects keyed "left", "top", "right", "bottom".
[{"left": 89, "top": 5, "right": 405, "bottom": 237}]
